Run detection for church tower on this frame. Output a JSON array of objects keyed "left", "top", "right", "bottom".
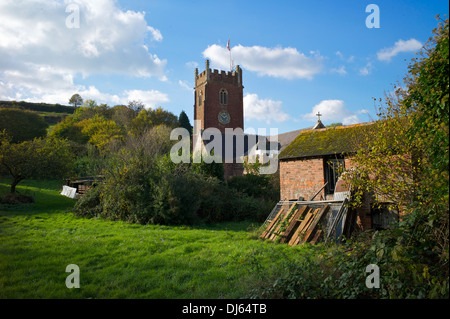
[
  {"left": 194, "top": 59, "right": 244, "bottom": 133},
  {"left": 193, "top": 60, "right": 245, "bottom": 179}
]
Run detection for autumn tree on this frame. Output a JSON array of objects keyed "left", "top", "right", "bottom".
[
  {"left": 49, "top": 116, "right": 89, "bottom": 144},
  {"left": 79, "top": 116, "right": 125, "bottom": 152},
  {"left": 111, "top": 104, "right": 138, "bottom": 129},
  {"left": 130, "top": 107, "right": 179, "bottom": 136},
  {"left": 403, "top": 17, "right": 449, "bottom": 263},
  {"left": 344, "top": 17, "right": 448, "bottom": 271}
]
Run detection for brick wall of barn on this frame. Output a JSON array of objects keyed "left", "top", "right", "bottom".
[
  {"left": 279, "top": 156, "right": 373, "bottom": 230},
  {"left": 280, "top": 157, "right": 325, "bottom": 201}
]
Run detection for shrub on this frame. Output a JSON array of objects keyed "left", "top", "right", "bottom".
[
  {"left": 247, "top": 213, "right": 449, "bottom": 299},
  {"left": 72, "top": 155, "right": 272, "bottom": 225},
  {"left": 227, "top": 174, "right": 278, "bottom": 202},
  {"left": 72, "top": 183, "right": 102, "bottom": 218},
  {"left": 150, "top": 165, "right": 203, "bottom": 225},
  {"left": 99, "top": 160, "right": 155, "bottom": 223}
]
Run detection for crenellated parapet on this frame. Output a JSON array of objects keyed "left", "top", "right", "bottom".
[{"left": 195, "top": 60, "right": 243, "bottom": 88}]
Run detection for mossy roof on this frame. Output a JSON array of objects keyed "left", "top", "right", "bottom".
[{"left": 279, "top": 122, "right": 376, "bottom": 160}]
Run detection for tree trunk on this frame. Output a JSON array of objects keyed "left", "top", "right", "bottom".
[{"left": 10, "top": 178, "right": 22, "bottom": 193}]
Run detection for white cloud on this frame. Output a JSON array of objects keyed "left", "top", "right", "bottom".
[
  {"left": 377, "top": 38, "right": 422, "bottom": 62},
  {"left": 0, "top": 77, "right": 169, "bottom": 109},
  {"left": 0, "top": 0, "right": 166, "bottom": 103},
  {"left": 185, "top": 61, "right": 199, "bottom": 69},
  {"left": 303, "top": 100, "right": 363, "bottom": 125},
  {"left": 147, "top": 26, "right": 163, "bottom": 42},
  {"left": 336, "top": 51, "right": 354, "bottom": 62},
  {"left": 203, "top": 44, "right": 323, "bottom": 80},
  {"left": 124, "top": 89, "right": 169, "bottom": 108},
  {"left": 244, "top": 93, "right": 289, "bottom": 124},
  {"left": 178, "top": 80, "right": 192, "bottom": 90},
  {"left": 359, "top": 62, "right": 373, "bottom": 76},
  {"left": 330, "top": 66, "right": 347, "bottom": 76}
]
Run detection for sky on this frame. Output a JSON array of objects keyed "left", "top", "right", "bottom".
[{"left": 0, "top": 0, "right": 448, "bottom": 134}]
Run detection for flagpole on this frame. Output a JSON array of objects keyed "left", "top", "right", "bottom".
[{"left": 227, "top": 37, "right": 232, "bottom": 71}]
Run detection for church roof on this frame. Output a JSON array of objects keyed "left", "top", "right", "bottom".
[
  {"left": 267, "top": 127, "right": 312, "bottom": 152},
  {"left": 279, "top": 122, "right": 376, "bottom": 160}
]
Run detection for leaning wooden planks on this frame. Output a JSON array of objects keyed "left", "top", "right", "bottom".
[
  {"left": 260, "top": 207, "right": 285, "bottom": 239},
  {"left": 269, "top": 204, "right": 298, "bottom": 241},
  {"left": 260, "top": 203, "right": 297, "bottom": 240},
  {"left": 261, "top": 203, "right": 330, "bottom": 246},
  {"left": 279, "top": 205, "right": 308, "bottom": 243},
  {"left": 297, "top": 205, "right": 329, "bottom": 245},
  {"left": 288, "top": 207, "right": 317, "bottom": 245}
]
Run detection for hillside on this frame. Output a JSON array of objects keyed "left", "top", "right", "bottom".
[{"left": 0, "top": 100, "right": 76, "bottom": 125}]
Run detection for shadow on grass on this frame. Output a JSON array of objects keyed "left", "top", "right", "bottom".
[{"left": 0, "top": 179, "right": 75, "bottom": 216}]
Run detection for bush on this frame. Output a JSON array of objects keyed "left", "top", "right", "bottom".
[
  {"left": 71, "top": 184, "right": 102, "bottom": 218},
  {"left": 227, "top": 174, "right": 279, "bottom": 202},
  {"left": 72, "top": 154, "right": 273, "bottom": 225},
  {"left": 247, "top": 212, "right": 449, "bottom": 299},
  {"left": 99, "top": 160, "right": 155, "bottom": 224},
  {"left": 151, "top": 166, "right": 203, "bottom": 225}
]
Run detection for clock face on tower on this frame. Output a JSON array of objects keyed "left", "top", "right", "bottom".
[{"left": 218, "top": 110, "right": 231, "bottom": 125}]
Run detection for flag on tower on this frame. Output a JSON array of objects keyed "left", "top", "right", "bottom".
[{"left": 227, "top": 37, "right": 232, "bottom": 71}]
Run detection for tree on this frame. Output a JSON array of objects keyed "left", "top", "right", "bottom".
[
  {"left": 345, "top": 18, "right": 448, "bottom": 209},
  {"left": 404, "top": 17, "right": 449, "bottom": 209},
  {"left": 149, "top": 107, "right": 179, "bottom": 128},
  {"left": 69, "top": 94, "right": 83, "bottom": 108},
  {"left": 178, "top": 110, "right": 193, "bottom": 135},
  {"left": 72, "top": 100, "right": 112, "bottom": 121},
  {"left": 343, "top": 17, "right": 449, "bottom": 271},
  {"left": 48, "top": 116, "right": 89, "bottom": 145},
  {"left": 403, "top": 17, "right": 449, "bottom": 262},
  {"left": 130, "top": 107, "right": 179, "bottom": 136},
  {"left": 0, "top": 108, "right": 48, "bottom": 143},
  {"left": 80, "top": 116, "right": 125, "bottom": 152},
  {"left": 111, "top": 104, "right": 138, "bottom": 129},
  {"left": 127, "top": 100, "right": 145, "bottom": 112},
  {"left": 0, "top": 132, "right": 74, "bottom": 193}
]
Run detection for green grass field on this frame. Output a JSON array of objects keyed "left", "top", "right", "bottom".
[{"left": 0, "top": 179, "right": 311, "bottom": 299}]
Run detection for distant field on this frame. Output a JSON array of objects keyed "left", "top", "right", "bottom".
[
  {"left": 0, "top": 179, "right": 310, "bottom": 299},
  {"left": 0, "top": 100, "right": 73, "bottom": 126}
]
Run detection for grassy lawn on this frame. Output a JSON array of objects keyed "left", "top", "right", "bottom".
[{"left": 0, "top": 179, "right": 309, "bottom": 299}]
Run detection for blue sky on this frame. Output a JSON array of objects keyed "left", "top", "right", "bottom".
[{"left": 0, "top": 0, "right": 448, "bottom": 134}]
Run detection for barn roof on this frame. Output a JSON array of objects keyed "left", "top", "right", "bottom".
[{"left": 278, "top": 122, "right": 376, "bottom": 160}]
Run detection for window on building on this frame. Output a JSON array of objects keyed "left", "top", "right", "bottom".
[
  {"left": 198, "top": 91, "right": 202, "bottom": 106},
  {"left": 324, "top": 158, "right": 345, "bottom": 194},
  {"left": 220, "top": 89, "right": 228, "bottom": 105}
]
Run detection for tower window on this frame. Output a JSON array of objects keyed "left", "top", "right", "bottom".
[
  {"left": 220, "top": 89, "right": 228, "bottom": 105},
  {"left": 198, "top": 91, "right": 203, "bottom": 107}
]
